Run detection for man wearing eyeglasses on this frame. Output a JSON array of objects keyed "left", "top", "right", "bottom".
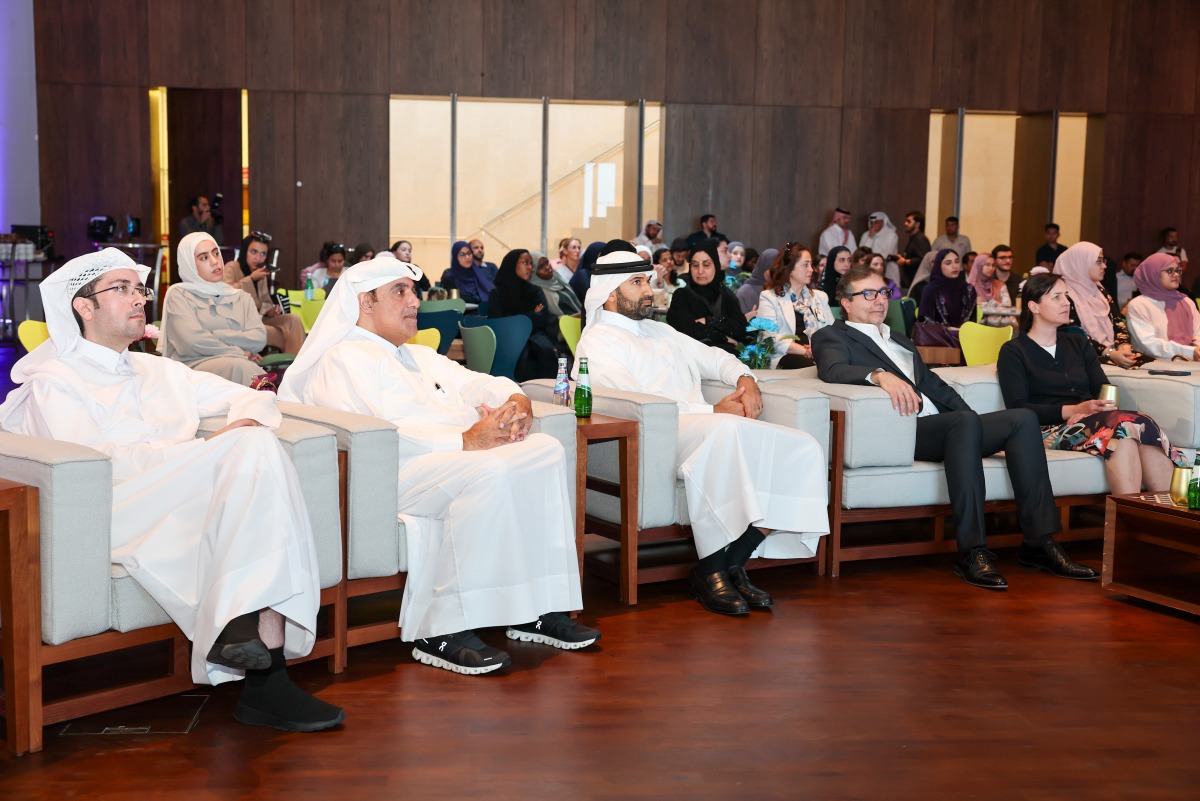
[
  {"left": 0, "top": 248, "right": 345, "bottom": 732},
  {"left": 811, "top": 264, "right": 1097, "bottom": 590}
]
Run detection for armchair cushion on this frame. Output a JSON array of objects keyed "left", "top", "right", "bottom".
[
  {"left": 788, "top": 378, "right": 917, "bottom": 469},
  {"left": 933, "top": 365, "right": 1005, "bottom": 414},
  {"left": 1101, "top": 365, "right": 1200, "bottom": 449}
]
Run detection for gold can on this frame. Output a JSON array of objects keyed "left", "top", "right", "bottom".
[
  {"left": 1170, "top": 466, "right": 1193, "bottom": 505},
  {"left": 449, "top": 288, "right": 460, "bottom": 299},
  {"left": 1097, "top": 383, "right": 1119, "bottom": 406}
]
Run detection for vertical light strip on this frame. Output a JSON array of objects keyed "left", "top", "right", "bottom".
[
  {"left": 449, "top": 93, "right": 457, "bottom": 244},
  {"left": 241, "top": 89, "right": 250, "bottom": 238},
  {"left": 148, "top": 87, "right": 171, "bottom": 282},
  {"left": 540, "top": 96, "right": 549, "bottom": 254}
]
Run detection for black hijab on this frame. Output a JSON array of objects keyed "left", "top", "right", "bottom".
[
  {"left": 685, "top": 239, "right": 726, "bottom": 305},
  {"left": 491, "top": 249, "right": 543, "bottom": 315},
  {"left": 820, "top": 246, "right": 850, "bottom": 298}
]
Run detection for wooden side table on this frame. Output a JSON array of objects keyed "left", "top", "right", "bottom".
[
  {"left": 575, "top": 414, "right": 639, "bottom": 604},
  {"left": 1103, "top": 493, "right": 1200, "bottom": 617}
]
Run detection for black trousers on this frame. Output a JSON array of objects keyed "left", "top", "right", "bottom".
[{"left": 914, "top": 409, "right": 1061, "bottom": 553}]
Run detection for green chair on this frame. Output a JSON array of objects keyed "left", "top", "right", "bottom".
[
  {"left": 420, "top": 298, "right": 467, "bottom": 314},
  {"left": 259, "top": 353, "right": 296, "bottom": 369},
  {"left": 883, "top": 300, "right": 906, "bottom": 333},
  {"left": 461, "top": 315, "right": 533, "bottom": 380},
  {"left": 459, "top": 321, "right": 497, "bottom": 374},
  {"left": 830, "top": 306, "right": 844, "bottom": 321},
  {"left": 559, "top": 315, "right": 582, "bottom": 355}
]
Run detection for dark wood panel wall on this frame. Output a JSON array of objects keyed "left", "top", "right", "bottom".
[{"left": 32, "top": 0, "right": 1200, "bottom": 279}]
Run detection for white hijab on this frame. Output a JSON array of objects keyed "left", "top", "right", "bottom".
[
  {"left": 583, "top": 251, "right": 655, "bottom": 326},
  {"left": 279, "top": 252, "right": 424, "bottom": 403},
  {"left": 174, "top": 232, "right": 239, "bottom": 298}
]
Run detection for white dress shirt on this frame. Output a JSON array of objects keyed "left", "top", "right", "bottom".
[{"left": 846, "top": 320, "right": 938, "bottom": 417}]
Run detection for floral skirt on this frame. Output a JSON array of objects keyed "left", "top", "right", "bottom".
[{"left": 1041, "top": 410, "right": 1186, "bottom": 465}]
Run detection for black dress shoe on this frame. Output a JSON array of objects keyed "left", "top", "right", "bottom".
[
  {"left": 688, "top": 568, "right": 750, "bottom": 616},
  {"left": 1019, "top": 539, "right": 1099, "bottom": 580},
  {"left": 954, "top": 548, "right": 1008, "bottom": 590},
  {"left": 727, "top": 566, "right": 773, "bottom": 608}
]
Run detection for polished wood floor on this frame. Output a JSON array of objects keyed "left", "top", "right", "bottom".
[{"left": 3, "top": 542, "right": 1200, "bottom": 800}]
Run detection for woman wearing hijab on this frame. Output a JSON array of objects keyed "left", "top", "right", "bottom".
[
  {"left": 667, "top": 239, "right": 754, "bottom": 354},
  {"left": 915, "top": 248, "right": 975, "bottom": 348},
  {"left": 530, "top": 250, "right": 582, "bottom": 317},
  {"left": 488, "top": 248, "right": 559, "bottom": 381},
  {"left": 757, "top": 245, "right": 831, "bottom": 368},
  {"left": 223, "top": 232, "right": 306, "bottom": 354},
  {"left": 569, "top": 241, "right": 605, "bottom": 304},
  {"left": 736, "top": 247, "right": 776, "bottom": 315},
  {"left": 1054, "top": 242, "right": 1144, "bottom": 368},
  {"left": 727, "top": 241, "right": 747, "bottom": 277},
  {"left": 440, "top": 239, "right": 495, "bottom": 304},
  {"left": 161, "top": 232, "right": 267, "bottom": 385},
  {"left": 967, "top": 252, "right": 1018, "bottom": 328},
  {"left": 998, "top": 273, "right": 1183, "bottom": 496},
  {"left": 819, "top": 245, "right": 852, "bottom": 300},
  {"left": 1126, "top": 252, "right": 1200, "bottom": 360},
  {"left": 906, "top": 249, "right": 936, "bottom": 301}
]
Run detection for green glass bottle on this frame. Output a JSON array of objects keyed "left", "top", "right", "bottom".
[
  {"left": 574, "top": 357, "right": 592, "bottom": 418},
  {"left": 1189, "top": 454, "right": 1200, "bottom": 510}
]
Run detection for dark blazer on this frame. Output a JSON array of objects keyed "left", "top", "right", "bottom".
[
  {"left": 996, "top": 330, "right": 1106, "bottom": 425},
  {"left": 811, "top": 319, "right": 969, "bottom": 414}
]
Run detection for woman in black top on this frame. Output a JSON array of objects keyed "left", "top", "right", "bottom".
[
  {"left": 996, "top": 273, "right": 1182, "bottom": 495},
  {"left": 667, "top": 239, "right": 753, "bottom": 354},
  {"left": 488, "top": 248, "right": 559, "bottom": 381}
]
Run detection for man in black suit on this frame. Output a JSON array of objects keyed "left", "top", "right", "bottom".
[{"left": 811, "top": 264, "right": 1097, "bottom": 589}]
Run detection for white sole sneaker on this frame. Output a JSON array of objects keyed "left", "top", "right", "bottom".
[
  {"left": 411, "top": 646, "right": 508, "bottom": 675},
  {"left": 505, "top": 628, "right": 598, "bottom": 650}
]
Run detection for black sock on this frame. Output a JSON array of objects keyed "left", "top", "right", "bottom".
[
  {"left": 217, "top": 611, "right": 261, "bottom": 645},
  {"left": 695, "top": 547, "right": 728, "bottom": 575},
  {"left": 725, "top": 526, "right": 766, "bottom": 568}
]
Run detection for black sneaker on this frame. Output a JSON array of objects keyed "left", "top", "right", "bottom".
[
  {"left": 506, "top": 612, "right": 601, "bottom": 650},
  {"left": 412, "top": 631, "right": 511, "bottom": 675}
]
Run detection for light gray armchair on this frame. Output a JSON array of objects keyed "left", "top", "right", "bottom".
[
  {"left": 0, "top": 418, "right": 344, "bottom": 756},
  {"left": 276, "top": 399, "right": 577, "bottom": 660},
  {"left": 522, "top": 379, "right": 831, "bottom": 604}
]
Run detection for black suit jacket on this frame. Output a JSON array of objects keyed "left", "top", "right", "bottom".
[{"left": 811, "top": 320, "right": 969, "bottom": 414}]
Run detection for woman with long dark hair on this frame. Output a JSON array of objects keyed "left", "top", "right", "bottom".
[
  {"left": 997, "top": 273, "right": 1182, "bottom": 494},
  {"left": 223, "top": 232, "right": 305, "bottom": 354}
]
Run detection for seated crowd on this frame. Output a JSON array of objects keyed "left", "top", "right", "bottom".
[{"left": 3, "top": 203, "right": 1197, "bottom": 741}]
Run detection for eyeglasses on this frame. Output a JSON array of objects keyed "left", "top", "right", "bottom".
[
  {"left": 83, "top": 283, "right": 154, "bottom": 300},
  {"left": 846, "top": 288, "right": 890, "bottom": 301},
  {"left": 1161, "top": 268, "right": 1184, "bottom": 276}
]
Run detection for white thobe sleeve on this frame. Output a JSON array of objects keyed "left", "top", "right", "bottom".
[
  {"left": 19, "top": 379, "right": 197, "bottom": 471},
  {"left": 185, "top": 367, "right": 281, "bottom": 428},
  {"left": 671, "top": 330, "right": 753, "bottom": 414},
  {"left": 1126, "top": 298, "right": 1195, "bottom": 359}
]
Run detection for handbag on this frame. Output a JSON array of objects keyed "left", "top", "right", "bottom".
[{"left": 911, "top": 320, "right": 960, "bottom": 348}]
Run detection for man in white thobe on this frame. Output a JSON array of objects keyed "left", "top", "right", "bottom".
[
  {"left": 280, "top": 254, "right": 597, "bottom": 676},
  {"left": 0, "top": 249, "right": 343, "bottom": 732},
  {"left": 575, "top": 245, "right": 830, "bottom": 616},
  {"left": 860, "top": 211, "right": 903, "bottom": 287},
  {"left": 818, "top": 207, "right": 858, "bottom": 256}
]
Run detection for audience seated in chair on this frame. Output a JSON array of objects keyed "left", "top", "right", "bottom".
[
  {"left": 488, "top": 248, "right": 560, "bottom": 381},
  {"left": 440, "top": 240, "right": 496, "bottom": 304},
  {"left": 161, "top": 232, "right": 268, "bottom": 386},
  {"left": 0, "top": 248, "right": 343, "bottom": 732},
  {"left": 757, "top": 244, "right": 831, "bottom": 369},
  {"left": 914, "top": 249, "right": 976, "bottom": 348},
  {"left": 998, "top": 273, "right": 1184, "bottom": 495},
  {"left": 575, "top": 243, "right": 829, "bottom": 616},
  {"left": 1125, "top": 252, "right": 1200, "bottom": 361},
  {"left": 968, "top": 253, "right": 1018, "bottom": 328},
  {"left": 223, "top": 232, "right": 306, "bottom": 354},
  {"left": 812, "top": 263, "right": 1098, "bottom": 591},
  {"left": 280, "top": 253, "right": 599, "bottom": 676},
  {"left": 1054, "top": 242, "right": 1148, "bottom": 368},
  {"left": 667, "top": 239, "right": 754, "bottom": 355},
  {"left": 529, "top": 250, "right": 583, "bottom": 317},
  {"left": 299, "top": 241, "right": 346, "bottom": 292}
]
